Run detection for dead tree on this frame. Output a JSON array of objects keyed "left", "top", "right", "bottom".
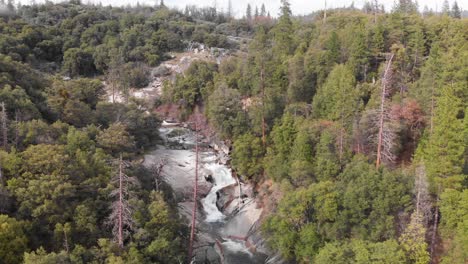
[
  {"left": 415, "top": 164, "right": 431, "bottom": 224},
  {"left": 150, "top": 158, "right": 167, "bottom": 192},
  {"left": 0, "top": 102, "right": 8, "bottom": 151},
  {"left": 108, "top": 154, "right": 138, "bottom": 248},
  {"left": 323, "top": 0, "right": 327, "bottom": 24},
  {"left": 188, "top": 112, "right": 200, "bottom": 262},
  {"left": 373, "top": 0, "right": 379, "bottom": 23},
  {"left": 376, "top": 53, "right": 396, "bottom": 168}
]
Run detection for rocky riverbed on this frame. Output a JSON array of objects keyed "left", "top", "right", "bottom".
[{"left": 143, "top": 124, "right": 270, "bottom": 263}]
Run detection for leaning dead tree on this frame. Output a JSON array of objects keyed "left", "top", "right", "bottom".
[
  {"left": 376, "top": 53, "right": 397, "bottom": 168},
  {"left": 108, "top": 154, "right": 138, "bottom": 248}
]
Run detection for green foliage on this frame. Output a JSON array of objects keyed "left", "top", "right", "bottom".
[
  {"left": 0, "top": 215, "right": 29, "bottom": 264},
  {"left": 438, "top": 189, "right": 468, "bottom": 263},
  {"left": 273, "top": 0, "right": 294, "bottom": 57},
  {"left": 232, "top": 133, "right": 264, "bottom": 180},
  {"left": 265, "top": 114, "right": 297, "bottom": 181},
  {"left": 338, "top": 157, "right": 412, "bottom": 241},
  {"left": 399, "top": 214, "right": 430, "bottom": 264},
  {"left": 24, "top": 248, "right": 70, "bottom": 264},
  {"left": 63, "top": 48, "right": 96, "bottom": 77},
  {"left": 47, "top": 78, "right": 104, "bottom": 126},
  {"left": 96, "top": 122, "right": 135, "bottom": 156},
  {"left": 420, "top": 87, "right": 465, "bottom": 191},
  {"left": 289, "top": 128, "right": 314, "bottom": 185},
  {"left": 263, "top": 181, "right": 338, "bottom": 261},
  {"left": 314, "top": 239, "right": 407, "bottom": 264},
  {"left": 207, "top": 83, "right": 246, "bottom": 138},
  {"left": 0, "top": 2, "right": 466, "bottom": 263},
  {"left": 169, "top": 61, "right": 217, "bottom": 109},
  {"left": 312, "top": 64, "right": 359, "bottom": 122},
  {"left": 314, "top": 130, "right": 340, "bottom": 181}
]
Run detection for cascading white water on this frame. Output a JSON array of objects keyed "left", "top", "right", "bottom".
[
  {"left": 201, "top": 163, "right": 237, "bottom": 222},
  {"left": 145, "top": 125, "right": 268, "bottom": 263}
]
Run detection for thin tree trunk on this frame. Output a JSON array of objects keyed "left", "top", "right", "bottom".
[
  {"left": 118, "top": 154, "right": 123, "bottom": 248},
  {"left": 260, "top": 66, "right": 266, "bottom": 147},
  {"left": 64, "top": 228, "right": 70, "bottom": 254},
  {"left": 188, "top": 117, "right": 199, "bottom": 262},
  {"left": 338, "top": 119, "right": 344, "bottom": 163},
  {"left": 430, "top": 185, "right": 441, "bottom": 263},
  {"left": 376, "top": 54, "right": 394, "bottom": 168},
  {"left": 1, "top": 102, "right": 7, "bottom": 151},
  {"left": 323, "top": 0, "right": 327, "bottom": 24},
  {"left": 373, "top": 0, "right": 378, "bottom": 23}
]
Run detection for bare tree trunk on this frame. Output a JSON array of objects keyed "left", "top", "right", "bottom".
[
  {"left": 323, "top": 0, "right": 327, "bottom": 24},
  {"left": 118, "top": 154, "right": 124, "bottom": 249},
  {"left": 430, "top": 185, "right": 441, "bottom": 263},
  {"left": 151, "top": 158, "right": 166, "bottom": 192},
  {"left": 373, "top": 0, "right": 378, "bottom": 23},
  {"left": 376, "top": 54, "right": 394, "bottom": 168},
  {"left": 415, "top": 164, "right": 431, "bottom": 224},
  {"left": 108, "top": 154, "right": 137, "bottom": 249},
  {"left": 1, "top": 102, "right": 8, "bottom": 151},
  {"left": 188, "top": 116, "right": 200, "bottom": 262},
  {"left": 260, "top": 67, "right": 266, "bottom": 147}
]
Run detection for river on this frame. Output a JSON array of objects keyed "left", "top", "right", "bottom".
[{"left": 143, "top": 124, "right": 269, "bottom": 263}]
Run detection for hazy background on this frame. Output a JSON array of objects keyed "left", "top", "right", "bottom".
[{"left": 19, "top": 0, "right": 467, "bottom": 17}]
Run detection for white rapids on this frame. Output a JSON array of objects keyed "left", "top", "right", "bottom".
[{"left": 201, "top": 162, "right": 237, "bottom": 222}]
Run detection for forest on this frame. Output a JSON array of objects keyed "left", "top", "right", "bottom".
[{"left": 0, "top": 0, "right": 466, "bottom": 263}]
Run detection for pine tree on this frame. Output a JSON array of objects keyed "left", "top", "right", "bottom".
[
  {"left": 312, "top": 65, "right": 359, "bottom": 161},
  {"left": 399, "top": 213, "right": 430, "bottom": 264},
  {"left": 261, "top": 3, "right": 266, "bottom": 16},
  {"left": 246, "top": 4, "right": 252, "bottom": 21},
  {"left": 314, "top": 130, "right": 340, "bottom": 181},
  {"left": 412, "top": 43, "right": 442, "bottom": 130},
  {"left": 451, "top": 1, "right": 461, "bottom": 18},
  {"left": 251, "top": 26, "right": 270, "bottom": 146},
  {"left": 394, "top": 0, "right": 418, "bottom": 14},
  {"left": 441, "top": 0, "right": 450, "bottom": 15},
  {"left": 6, "top": 0, "right": 14, "bottom": 11},
  {"left": 254, "top": 6, "right": 259, "bottom": 20},
  {"left": 349, "top": 27, "right": 370, "bottom": 81},
  {"left": 227, "top": 0, "right": 233, "bottom": 19},
  {"left": 326, "top": 32, "right": 341, "bottom": 64},
  {"left": 273, "top": 0, "right": 294, "bottom": 56},
  {"left": 312, "top": 64, "right": 358, "bottom": 122},
  {"left": 424, "top": 86, "right": 464, "bottom": 189}
]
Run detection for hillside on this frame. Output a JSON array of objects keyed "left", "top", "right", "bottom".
[{"left": 0, "top": 0, "right": 467, "bottom": 264}]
